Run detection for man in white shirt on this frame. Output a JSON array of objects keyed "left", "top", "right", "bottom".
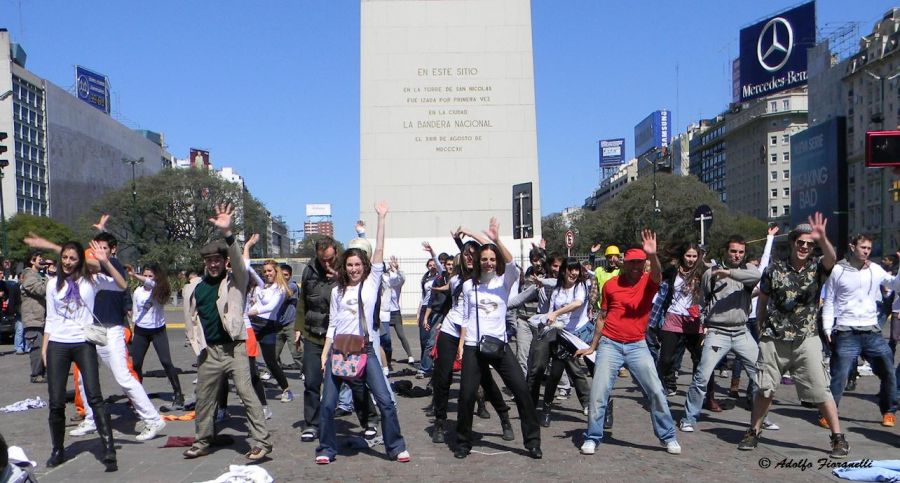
[{"left": 822, "top": 234, "right": 900, "bottom": 427}]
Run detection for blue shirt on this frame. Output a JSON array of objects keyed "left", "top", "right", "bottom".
[{"left": 93, "top": 258, "right": 129, "bottom": 326}]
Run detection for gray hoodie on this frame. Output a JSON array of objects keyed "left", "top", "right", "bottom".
[{"left": 701, "top": 265, "right": 761, "bottom": 329}]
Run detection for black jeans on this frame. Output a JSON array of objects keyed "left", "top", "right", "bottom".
[
  {"left": 456, "top": 345, "right": 540, "bottom": 452},
  {"left": 23, "top": 327, "right": 45, "bottom": 377},
  {"left": 252, "top": 317, "right": 289, "bottom": 391},
  {"left": 130, "top": 325, "right": 183, "bottom": 396},
  {"left": 658, "top": 330, "right": 703, "bottom": 393},
  {"left": 432, "top": 332, "right": 510, "bottom": 421},
  {"left": 46, "top": 341, "right": 111, "bottom": 448},
  {"left": 303, "top": 340, "right": 325, "bottom": 428},
  {"left": 527, "top": 332, "right": 591, "bottom": 407}
]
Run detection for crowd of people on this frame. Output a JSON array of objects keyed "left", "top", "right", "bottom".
[{"left": 3, "top": 206, "right": 899, "bottom": 471}]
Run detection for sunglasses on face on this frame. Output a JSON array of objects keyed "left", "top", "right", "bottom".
[{"left": 795, "top": 240, "right": 815, "bottom": 248}]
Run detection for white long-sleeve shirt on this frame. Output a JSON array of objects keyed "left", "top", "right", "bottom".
[
  {"left": 822, "top": 260, "right": 900, "bottom": 335},
  {"left": 386, "top": 270, "right": 405, "bottom": 312},
  {"left": 327, "top": 263, "right": 384, "bottom": 342},
  {"left": 45, "top": 274, "right": 124, "bottom": 343},
  {"left": 132, "top": 279, "right": 165, "bottom": 329},
  {"left": 749, "top": 234, "right": 775, "bottom": 319},
  {"left": 246, "top": 261, "right": 286, "bottom": 320}
]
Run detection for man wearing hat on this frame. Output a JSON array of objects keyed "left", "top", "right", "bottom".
[
  {"left": 590, "top": 244, "right": 622, "bottom": 310},
  {"left": 182, "top": 204, "right": 272, "bottom": 460},
  {"left": 576, "top": 230, "right": 681, "bottom": 456},
  {"left": 737, "top": 212, "right": 848, "bottom": 458}
]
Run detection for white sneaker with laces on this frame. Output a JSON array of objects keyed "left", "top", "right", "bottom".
[
  {"left": 407, "top": 357, "right": 415, "bottom": 364},
  {"left": 263, "top": 406, "right": 273, "bottom": 420},
  {"left": 679, "top": 421, "right": 695, "bottom": 432},
  {"left": 580, "top": 440, "right": 596, "bottom": 455},
  {"left": 762, "top": 419, "right": 780, "bottom": 431},
  {"left": 136, "top": 419, "right": 166, "bottom": 441},
  {"left": 69, "top": 419, "right": 97, "bottom": 436},
  {"left": 666, "top": 440, "right": 682, "bottom": 455},
  {"left": 260, "top": 371, "right": 272, "bottom": 381}
]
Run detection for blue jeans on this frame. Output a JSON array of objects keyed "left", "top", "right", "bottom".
[
  {"left": 338, "top": 383, "right": 354, "bottom": 411},
  {"left": 584, "top": 337, "right": 676, "bottom": 444},
  {"left": 682, "top": 329, "right": 760, "bottom": 425},
  {"left": 830, "top": 330, "right": 897, "bottom": 414},
  {"left": 317, "top": 344, "right": 406, "bottom": 460},
  {"left": 14, "top": 319, "right": 25, "bottom": 352},
  {"left": 418, "top": 311, "right": 441, "bottom": 374}
]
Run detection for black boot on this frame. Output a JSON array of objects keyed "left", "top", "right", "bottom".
[
  {"left": 475, "top": 402, "right": 490, "bottom": 419},
  {"left": 94, "top": 407, "right": 117, "bottom": 472},
  {"left": 173, "top": 392, "right": 186, "bottom": 411},
  {"left": 47, "top": 416, "right": 66, "bottom": 468},
  {"left": 431, "top": 419, "right": 445, "bottom": 444},
  {"left": 499, "top": 413, "right": 515, "bottom": 441},
  {"left": 540, "top": 403, "right": 552, "bottom": 428},
  {"left": 604, "top": 399, "right": 614, "bottom": 430}
]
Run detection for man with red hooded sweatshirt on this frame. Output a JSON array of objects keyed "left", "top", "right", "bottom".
[{"left": 575, "top": 229, "right": 681, "bottom": 456}]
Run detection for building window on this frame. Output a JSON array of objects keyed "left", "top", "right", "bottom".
[
  {"left": 771, "top": 189, "right": 778, "bottom": 198},
  {"left": 770, "top": 136, "right": 777, "bottom": 146},
  {"left": 770, "top": 153, "right": 778, "bottom": 163},
  {"left": 783, "top": 187, "right": 790, "bottom": 197},
  {"left": 784, "top": 205, "right": 790, "bottom": 215},
  {"left": 782, "top": 133, "right": 790, "bottom": 144},
  {"left": 770, "top": 101, "right": 778, "bottom": 112},
  {"left": 783, "top": 170, "right": 790, "bottom": 180},
  {"left": 771, "top": 206, "right": 779, "bottom": 216},
  {"left": 771, "top": 171, "right": 777, "bottom": 181},
  {"left": 783, "top": 152, "right": 790, "bottom": 162},
  {"left": 783, "top": 99, "right": 791, "bottom": 110}
]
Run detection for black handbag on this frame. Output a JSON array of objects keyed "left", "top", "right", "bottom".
[{"left": 475, "top": 283, "right": 506, "bottom": 359}]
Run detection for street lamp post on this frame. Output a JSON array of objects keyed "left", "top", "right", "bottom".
[
  {"left": 122, "top": 157, "right": 145, "bottom": 205},
  {"left": 0, "top": 159, "right": 9, "bottom": 257},
  {"left": 865, "top": 70, "right": 900, "bottom": 254}
]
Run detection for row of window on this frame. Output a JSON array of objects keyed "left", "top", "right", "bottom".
[
  {"left": 12, "top": 81, "right": 44, "bottom": 110},
  {"left": 768, "top": 99, "right": 792, "bottom": 113},
  {"left": 14, "top": 122, "right": 44, "bottom": 147},
  {"left": 769, "top": 134, "right": 791, "bottom": 146},
  {"left": 15, "top": 141, "right": 44, "bottom": 165},
  {"left": 770, "top": 170, "right": 790, "bottom": 181},
  {"left": 700, "top": 126, "right": 725, "bottom": 146},
  {"left": 17, "top": 179, "right": 45, "bottom": 200},
  {"left": 16, "top": 161, "right": 46, "bottom": 184},
  {"left": 770, "top": 152, "right": 790, "bottom": 163},
  {"left": 771, "top": 205, "right": 791, "bottom": 217},
  {"left": 17, "top": 197, "right": 46, "bottom": 217},
  {"left": 13, "top": 103, "right": 43, "bottom": 127},
  {"left": 770, "top": 187, "right": 791, "bottom": 198}
]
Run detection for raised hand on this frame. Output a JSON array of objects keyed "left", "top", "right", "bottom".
[
  {"left": 641, "top": 229, "right": 657, "bottom": 256},
  {"left": 355, "top": 220, "right": 366, "bottom": 235},
  {"left": 375, "top": 201, "right": 389, "bottom": 217},
  {"left": 247, "top": 233, "right": 260, "bottom": 247},
  {"left": 590, "top": 243, "right": 603, "bottom": 253},
  {"left": 484, "top": 217, "right": 500, "bottom": 242},
  {"left": 767, "top": 225, "right": 779, "bottom": 237},
  {"left": 23, "top": 232, "right": 57, "bottom": 251},
  {"left": 208, "top": 203, "right": 234, "bottom": 232},
  {"left": 89, "top": 240, "right": 109, "bottom": 264},
  {"left": 451, "top": 226, "right": 463, "bottom": 239},
  {"left": 807, "top": 212, "right": 828, "bottom": 241},
  {"left": 92, "top": 214, "right": 110, "bottom": 232},
  {"left": 390, "top": 256, "right": 399, "bottom": 270},
  {"left": 422, "top": 241, "right": 434, "bottom": 254},
  {"left": 538, "top": 238, "right": 546, "bottom": 249}
]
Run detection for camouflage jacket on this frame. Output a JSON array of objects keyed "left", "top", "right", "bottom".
[{"left": 759, "top": 257, "right": 829, "bottom": 341}]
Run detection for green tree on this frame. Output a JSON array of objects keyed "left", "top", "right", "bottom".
[
  {"left": 295, "top": 234, "right": 344, "bottom": 259},
  {"left": 81, "top": 168, "right": 267, "bottom": 271},
  {"left": 570, "top": 174, "right": 768, "bottom": 261},
  {"left": 6, "top": 213, "right": 74, "bottom": 261}
]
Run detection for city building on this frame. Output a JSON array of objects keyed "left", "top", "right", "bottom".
[
  {"left": 724, "top": 90, "right": 808, "bottom": 230},
  {"left": 269, "top": 215, "right": 291, "bottom": 257},
  {"left": 0, "top": 30, "right": 166, "bottom": 229},
  {"left": 583, "top": 158, "right": 638, "bottom": 210},
  {"left": 303, "top": 220, "right": 334, "bottom": 237},
  {"left": 688, "top": 114, "right": 727, "bottom": 202}
]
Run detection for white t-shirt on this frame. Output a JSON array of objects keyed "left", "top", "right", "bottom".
[
  {"left": 327, "top": 263, "right": 384, "bottom": 342},
  {"left": 462, "top": 262, "right": 520, "bottom": 346},
  {"left": 440, "top": 275, "right": 464, "bottom": 338},
  {"left": 132, "top": 279, "right": 165, "bottom": 329},
  {"left": 550, "top": 282, "right": 589, "bottom": 331},
  {"left": 45, "top": 274, "right": 124, "bottom": 343},
  {"left": 386, "top": 270, "right": 404, "bottom": 312},
  {"left": 667, "top": 274, "right": 694, "bottom": 316}
]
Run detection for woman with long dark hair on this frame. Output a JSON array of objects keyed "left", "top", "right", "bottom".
[
  {"left": 128, "top": 264, "right": 185, "bottom": 408},
  {"left": 316, "top": 202, "right": 410, "bottom": 464},
  {"left": 455, "top": 218, "right": 541, "bottom": 460},
  {"left": 38, "top": 239, "right": 127, "bottom": 471},
  {"left": 430, "top": 230, "right": 515, "bottom": 445},
  {"left": 656, "top": 242, "right": 709, "bottom": 401}
]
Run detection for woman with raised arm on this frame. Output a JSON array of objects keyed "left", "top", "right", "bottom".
[
  {"left": 128, "top": 264, "right": 185, "bottom": 409},
  {"left": 36, "top": 238, "right": 128, "bottom": 472},
  {"left": 316, "top": 202, "right": 410, "bottom": 464},
  {"left": 454, "top": 218, "right": 542, "bottom": 460}
]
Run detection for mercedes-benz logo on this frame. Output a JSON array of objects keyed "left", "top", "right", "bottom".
[{"left": 757, "top": 16, "right": 793, "bottom": 72}]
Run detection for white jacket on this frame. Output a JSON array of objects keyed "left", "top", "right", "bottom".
[{"left": 822, "top": 260, "right": 900, "bottom": 335}]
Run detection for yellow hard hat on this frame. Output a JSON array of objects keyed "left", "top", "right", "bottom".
[{"left": 604, "top": 245, "right": 621, "bottom": 257}]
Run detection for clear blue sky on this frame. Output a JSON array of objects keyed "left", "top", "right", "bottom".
[{"left": 1, "top": 1, "right": 893, "bottom": 242}]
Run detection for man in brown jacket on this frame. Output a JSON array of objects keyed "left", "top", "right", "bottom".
[{"left": 21, "top": 251, "right": 46, "bottom": 383}]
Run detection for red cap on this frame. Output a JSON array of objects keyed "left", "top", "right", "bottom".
[{"left": 623, "top": 248, "right": 647, "bottom": 262}]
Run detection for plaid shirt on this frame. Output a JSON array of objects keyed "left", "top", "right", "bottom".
[{"left": 648, "top": 281, "right": 669, "bottom": 329}]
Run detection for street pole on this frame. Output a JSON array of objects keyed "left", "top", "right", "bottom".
[
  {"left": 695, "top": 213, "right": 712, "bottom": 247},
  {"left": 122, "top": 157, "right": 144, "bottom": 232},
  {"left": 517, "top": 192, "right": 525, "bottom": 269},
  {"left": 866, "top": 70, "right": 900, "bottom": 254},
  {"left": 0, "top": 159, "right": 8, "bottom": 258}
]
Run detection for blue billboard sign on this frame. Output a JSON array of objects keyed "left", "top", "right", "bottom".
[
  {"left": 738, "top": 1, "right": 816, "bottom": 102},
  {"left": 633, "top": 110, "right": 670, "bottom": 157},
  {"left": 75, "top": 66, "right": 110, "bottom": 114},
  {"left": 599, "top": 138, "right": 625, "bottom": 168},
  {"left": 790, "top": 117, "right": 847, "bottom": 253}
]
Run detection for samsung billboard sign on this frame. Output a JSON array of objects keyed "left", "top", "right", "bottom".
[
  {"left": 634, "top": 110, "right": 670, "bottom": 157},
  {"left": 599, "top": 138, "right": 625, "bottom": 168},
  {"left": 738, "top": 1, "right": 816, "bottom": 102}
]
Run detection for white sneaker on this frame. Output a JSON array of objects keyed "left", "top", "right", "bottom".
[
  {"left": 136, "top": 419, "right": 166, "bottom": 441},
  {"left": 407, "top": 357, "right": 415, "bottom": 364},
  {"left": 260, "top": 371, "right": 272, "bottom": 381},
  {"left": 580, "top": 440, "right": 596, "bottom": 455},
  {"left": 762, "top": 419, "right": 780, "bottom": 431},
  {"left": 263, "top": 406, "right": 273, "bottom": 420},
  {"left": 666, "top": 440, "right": 682, "bottom": 455},
  {"left": 69, "top": 419, "right": 96, "bottom": 436},
  {"left": 679, "top": 421, "right": 695, "bottom": 432},
  {"left": 858, "top": 362, "right": 874, "bottom": 377},
  {"left": 583, "top": 406, "right": 589, "bottom": 416},
  {"left": 383, "top": 367, "right": 390, "bottom": 377}
]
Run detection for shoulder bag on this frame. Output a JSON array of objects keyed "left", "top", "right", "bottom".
[
  {"left": 475, "top": 283, "right": 506, "bottom": 359},
  {"left": 331, "top": 284, "right": 368, "bottom": 379}
]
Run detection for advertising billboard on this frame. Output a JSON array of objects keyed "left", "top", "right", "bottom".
[
  {"left": 75, "top": 65, "right": 110, "bottom": 114},
  {"left": 790, "top": 117, "right": 847, "bottom": 252},
  {"left": 738, "top": 1, "right": 816, "bottom": 102},
  {"left": 634, "top": 110, "right": 671, "bottom": 157},
  {"left": 305, "top": 203, "right": 332, "bottom": 217},
  {"left": 189, "top": 148, "right": 210, "bottom": 168},
  {"left": 599, "top": 138, "right": 626, "bottom": 168}
]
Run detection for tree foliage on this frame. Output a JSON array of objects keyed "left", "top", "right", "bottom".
[
  {"left": 544, "top": 174, "right": 769, "bottom": 261},
  {"left": 294, "top": 234, "right": 344, "bottom": 259},
  {"left": 5, "top": 213, "right": 74, "bottom": 261},
  {"left": 79, "top": 168, "right": 271, "bottom": 271}
]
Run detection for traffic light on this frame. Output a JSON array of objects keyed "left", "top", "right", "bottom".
[{"left": 0, "top": 132, "right": 7, "bottom": 158}]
